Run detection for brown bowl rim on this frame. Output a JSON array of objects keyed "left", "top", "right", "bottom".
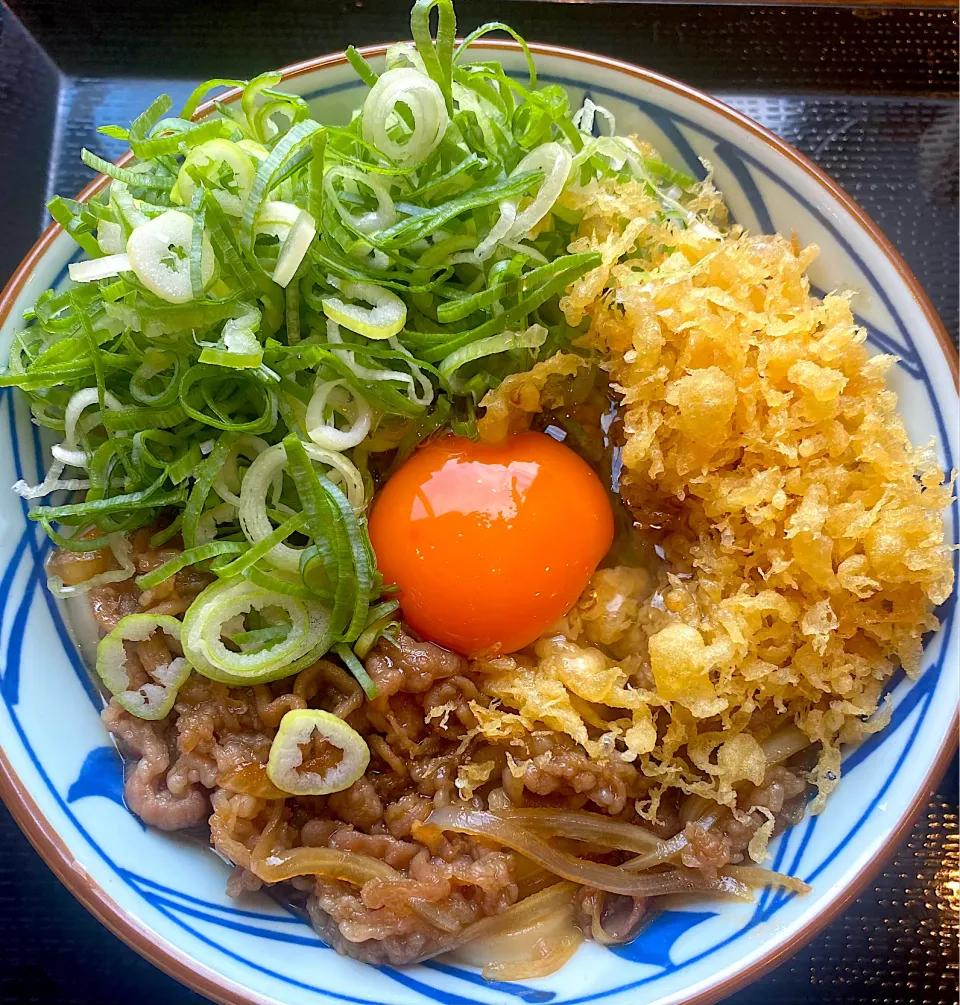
[{"left": 0, "top": 38, "right": 956, "bottom": 1005}]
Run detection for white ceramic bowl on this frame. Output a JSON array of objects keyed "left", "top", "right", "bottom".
[{"left": 0, "top": 41, "right": 956, "bottom": 1005}]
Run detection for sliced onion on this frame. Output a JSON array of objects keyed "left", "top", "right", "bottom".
[
  {"left": 695, "top": 873, "right": 754, "bottom": 901},
  {"left": 321, "top": 280, "right": 406, "bottom": 340},
  {"left": 723, "top": 865, "right": 811, "bottom": 895},
  {"left": 323, "top": 165, "right": 396, "bottom": 235},
  {"left": 451, "top": 882, "right": 577, "bottom": 953},
  {"left": 590, "top": 893, "right": 648, "bottom": 946},
  {"left": 421, "top": 807, "right": 727, "bottom": 898},
  {"left": 181, "top": 576, "right": 331, "bottom": 684},
  {"left": 220, "top": 762, "right": 287, "bottom": 800},
  {"left": 484, "top": 932, "right": 581, "bottom": 982},
  {"left": 305, "top": 379, "right": 371, "bottom": 451},
  {"left": 69, "top": 253, "right": 131, "bottom": 283},
  {"left": 126, "top": 210, "right": 214, "bottom": 304},
  {"left": 333, "top": 882, "right": 581, "bottom": 964},
  {"left": 514, "top": 859, "right": 557, "bottom": 899},
  {"left": 252, "top": 845, "right": 455, "bottom": 934},
  {"left": 678, "top": 795, "right": 718, "bottom": 828},
  {"left": 266, "top": 708, "right": 369, "bottom": 796},
  {"left": 622, "top": 830, "right": 690, "bottom": 872},
  {"left": 272, "top": 209, "right": 316, "bottom": 288},
  {"left": 254, "top": 845, "right": 400, "bottom": 885},
  {"left": 761, "top": 724, "right": 810, "bottom": 765},
  {"left": 454, "top": 900, "right": 581, "bottom": 980},
  {"left": 500, "top": 808, "right": 667, "bottom": 857},
  {"left": 361, "top": 67, "right": 448, "bottom": 167}
]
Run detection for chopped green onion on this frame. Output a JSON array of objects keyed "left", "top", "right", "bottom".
[
  {"left": 374, "top": 170, "right": 540, "bottom": 250},
  {"left": 353, "top": 604, "right": 400, "bottom": 660},
  {"left": 267, "top": 707, "right": 370, "bottom": 795},
  {"left": 96, "top": 613, "right": 191, "bottom": 720},
  {"left": 212, "top": 512, "right": 307, "bottom": 578},
  {"left": 135, "top": 540, "right": 247, "bottom": 591},
  {"left": 334, "top": 641, "right": 378, "bottom": 700},
  {"left": 80, "top": 148, "right": 173, "bottom": 190},
  {"left": 183, "top": 434, "right": 239, "bottom": 548},
  {"left": 439, "top": 322, "right": 548, "bottom": 393},
  {"left": 411, "top": 0, "right": 457, "bottom": 114},
  {"left": 321, "top": 282, "right": 407, "bottom": 340},
  {"left": 346, "top": 45, "right": 379, "bottom": 88},
  {"left": 150, "top": 515, "right": 183, "bottom": 548},
  {"left": 30, "top": 484, "right": 186, "bottom": 522},
  {"left": 182, "top": 575, "right": 332, "bottom": 684},
  {"left": 37, "top": 520, "right": 113, "bottom": 553},
  {"left": 12, "top": 6, "right": 720, "bottom": 680}
]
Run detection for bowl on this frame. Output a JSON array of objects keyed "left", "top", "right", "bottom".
[{"left": 0, "top": 40, "right": 957, "bottom": 1005}]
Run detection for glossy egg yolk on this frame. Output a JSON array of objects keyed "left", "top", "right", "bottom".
[{"left": 369, "top": 432, "right": 614, "bottom": 656}]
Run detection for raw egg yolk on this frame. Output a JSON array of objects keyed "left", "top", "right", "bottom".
[{"left": 368, "top": 431, "right": 614, "bottom": 655}]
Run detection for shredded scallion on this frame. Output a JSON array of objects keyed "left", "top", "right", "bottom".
[{"left": 9, "top": 0, "right": 712, "bottom": 689}]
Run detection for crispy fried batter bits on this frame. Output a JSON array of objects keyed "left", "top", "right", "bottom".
[{"left": 472, "top": 176, "right": 953, "bottom": 839}]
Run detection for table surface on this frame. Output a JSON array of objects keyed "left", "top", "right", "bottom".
[{"left": 0, "top": 2, "right": 957, "bottom": 1003}]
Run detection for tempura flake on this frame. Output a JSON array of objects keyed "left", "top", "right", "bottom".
[{"left": 477, "top": 173, "right": 955, "bottom": 831}]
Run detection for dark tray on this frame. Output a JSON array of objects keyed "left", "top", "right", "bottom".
[{"left": 0, "top": 3, "right": 957, "bottom": 1004}]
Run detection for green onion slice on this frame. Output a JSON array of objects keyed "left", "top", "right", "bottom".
[
  {"left": 266, "top": 708, "right": 370, "bottom": 795},
  {"left": 135, "top": 540, "right": 246, "bottom": 591},
  {"left": 12, "top": 9, "right": 724, "bottom": 686},
  {"left": 321, "top": 281, "right": 407, "bottom": 340},
  {"left": 181, "top": 576, "right": 332, "bottom": 684},
  {"left": 334, "top": 642, "right": 378, "bottom": 700},
  {"left": 96, "top": 613, "right": 191, "bottom": 720}
]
